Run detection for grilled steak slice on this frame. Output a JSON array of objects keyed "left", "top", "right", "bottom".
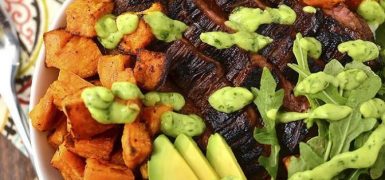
[
  {"left": 113, "top": 0, "right": 160, "bottom": 15},
  {"left": 166, "top": 39, "right": 266, "bottom": 177}
]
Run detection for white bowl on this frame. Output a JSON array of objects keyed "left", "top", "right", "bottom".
[{"left": 29, "top": 0, "right": 74, "bottom": 179}]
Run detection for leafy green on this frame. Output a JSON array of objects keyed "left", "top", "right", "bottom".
[
  {"left": 345, "top": 169, "right": 369, "bottom": 180},
  {"left": 329, "top": 62, "right": 381, "bottom": 157},
  {"left": 291, "top": 33, "right": 311, "bottom": 82},
  {"left": 287, "top": 142, "right": 324, "bottom": 177},
  {"left": 376, "top": 23, "right": 385, "bottom": 59},
  {"left": 252, "top": 67, "right": 284, "bottom": 179},
  {"left": 370, "top": 146, "right": 385, "bottom": 179}
]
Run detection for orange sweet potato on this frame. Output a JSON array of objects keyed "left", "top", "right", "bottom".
[
  {"left": 84, "top": 158, "right": 135, "bottom": 180},
  {"left": 47, "top": 115, "right": 68, "bottom": 148},
  {"left": 48, "top": 70, "right": 93, "bottom": 108},
  {"left": 121, "top": 122, "right": 152, "bottom": 169},
  {"left": 51, "top": 145, "right": 85, "bottom": 180},
  {"left": 142, "top": 104, "right": 173, "bottom": 136},
  {"left": 63, "top": 97, "right": 115, "bottom": 139},
  {"left": 44, "top": 30, "right": 101, "bottom": 78},
  {"left": 110, "top": 149, "right": 126, "bottom": 166},
  {"left": 66, "top": 0, "right": 114, "bottom": 37},
  {"left": 118, "top": 20, "right": 154, "bottom": 54},
  {"left": 134, "top": 49, "right": 169, "bottom": 90},
  {"left": 29, "top": 91, "right": 60, "bottom": 131},
  {"left": 97, "top": 55, "right": 136, "bottom": 88},
  {"left": 302, "top": 0, "right": 343, "bottom": 8},
  {"left": 65, "top": 128, "right": 118, "bottom": 160}
]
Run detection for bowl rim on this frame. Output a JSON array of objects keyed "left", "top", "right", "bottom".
[{"left": 29, "top": 0, "right": 75, "bottom": 179}]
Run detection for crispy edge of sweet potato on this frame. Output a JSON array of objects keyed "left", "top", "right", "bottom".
[
  {"left": 63, "top": 97, "right": 115, "bottom": 139},
  {"left": 133, "top": 49, "right": 169, "bottom": 90},
  {"left": 29, "top": 90, "right": 60, "bottom": 131},
  {"left": 84, "top": 158, "right": 135, "bottom": 180},
  {"left": 141, "top": 104, "right": 173, "bottom": 136},
  {"left": 65, "top": 0, "right": 114, "bottom": 37},
  {"left": 51, "top": 144, "right": 85, "bottom": 180},
  {"left": 49, "top": 70, "right": 93, "bottom": 109},
  {"left": 121, "top": 122, "right": 152, "bottom": 169},
  {"left": 65, "top": 128, "right": 118, "bottom": 160},
  {"left": 45, "top": 32, "right": 101, "bottom": 78},
  {"left": 47, "top": 114, "right": 68, "bottom": 148},
  {"left": 118, "top": 20, "right": 154, "bottom": 55},
  {"left": 97, "top": 54, "right": 135, "bottom": 88}
]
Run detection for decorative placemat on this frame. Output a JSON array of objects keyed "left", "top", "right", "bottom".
[{"left": 0, "top": 0, "right": 64, "bottom": 156}]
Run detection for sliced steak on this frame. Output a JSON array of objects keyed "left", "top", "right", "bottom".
[{"left": 166, "top": 39, "right": 266, "bottom": 177}]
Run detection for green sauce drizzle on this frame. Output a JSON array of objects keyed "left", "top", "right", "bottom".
[
  {"left": 95, "top": 14, "right": 139, "bottom": 49},
  {"left": 295, "top": 72, "right": 338, "bottom": 95},
  {"left": 336, "top": 69, "right": 368, "bottom": 90},
  {"left": 81, "top": 82, "right": 143, "bottom": 124},
  {"left": 208, "top": 87, "right": 254, "bottom": 113},
  {"left": 143, "top": 11, "right": 188, "bottom": 42},
  {"left": 143, "top": 92, "right": 186, "bottom": 111},
  {"left": 200, "top": 31, "right": 273, "bottom": 52},
  {"left": 160, "top": 111, "right": 206, "bottom": 137},
  {"left": 302, "top": 6, "right": 317, "bottom": 14},
  {"left": 360, "top": 98, "right": 385, "bottom": 119},
  {"left": 357, "top": 0, "right": 385, "bottom": 30},
  {"left": 338, "top": 40, "right": 380, "bottom": 62},
  {"left": 289, "top": 122, "right": 385, "bottom": 180},
  {"left": 225, "top": 5, "right": 297, "bottom": 32}
]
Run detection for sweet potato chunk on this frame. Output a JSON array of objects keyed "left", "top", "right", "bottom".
[
  {"left": 84, "top": 158, "right": 134, "bottom": 180},
  {"left": 65, "top": 129, "right": 118, "bottom": 160},
  {"left": 98, "top": 55, "right": 136, "bottom": 88},
  {"left": 142, "top": 105, "right": 172, "bottom": 136},
  {"left": 51, "top": 145, "right": 85, "bottom": 180},
  {"left": 64, "top": 97, "right": 115, "bottom": 139},
  {"left": 66, "top": 0, "right": 114, "bottom": 37},
  {"left": 138, "top": 2, "right": 164, "bottom": 14},
  {"left": 134, "top": 49, "right": 169, "bottom": 90},
  {"left": 121, "top": 122, "right": 152, "bottom": 169},
  {"left": 44, "top": 30, "right": 101, "bottom": 78},
  {"left": 110, "top": 149, "right": 126, "bottom": 166},
  {"left": 29, "top": 91, "right": 59, "bottom": 131},
  {"left": 302, "top": 0, "right": 342, "bottom": 8},
  {"left": 47, "top": 115, "right": 68, "bottom": 148},
  {"left": 49, "top": 70, "right": 93, "bottom": 108},
  {"left": 118, "top": 20, "right": 154, "bottom": 54}
]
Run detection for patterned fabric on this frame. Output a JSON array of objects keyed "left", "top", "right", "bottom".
[{"left": 0, "top": 0, "right": 64, "bottom": 156}]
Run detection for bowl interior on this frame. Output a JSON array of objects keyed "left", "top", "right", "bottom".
[{"left": 29, "top": 0, "right": 74, "bottom": 179}]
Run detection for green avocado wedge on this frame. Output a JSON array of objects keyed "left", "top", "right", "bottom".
[
  {"left": 148, "top": 135, "right": 198, "bottom": 180},
  {"left": 174, "top": 134, "right": 220, "bottom": 180},
  {"left": 206, "top": 133, "right": 247, "bottom": 180}
]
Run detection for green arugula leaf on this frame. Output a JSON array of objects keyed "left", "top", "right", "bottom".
[
  {"left": 323, "top": 59, "right": 344, "bottom": 76},
  {"left": 370, "top": 146, "right": 385, "bottom": 179},
  {"left": 329, "top": 62, "right": 381, "bottom": 157},
  {"left": 287, "top": 142, "right": 324, "bottom": 177},
  {"left": 346, "top": 169, "right": 369, "bottom": 180},
  {"left": 292, "top": 33, "right": 311, "bottom": 82},
  {"left": 376, "top": 23, "right": 385, "bottom": 59},
  {"left": 252, "top": 67, "right": 284, "bottom": 179}
]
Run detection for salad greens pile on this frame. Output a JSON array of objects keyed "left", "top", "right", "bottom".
[{"left": 252, "top": 31, "right": 385, "bottom": 179}]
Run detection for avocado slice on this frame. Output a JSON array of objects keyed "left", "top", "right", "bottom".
[
  {"left": 148, "top": 135, "right": 198, "bottom": 180},
  {"left": 174, "top": 134, "right": 220, "bottom": 180},
  {"left": 206, "top": 133, "right": 246, "bottom": 179}
]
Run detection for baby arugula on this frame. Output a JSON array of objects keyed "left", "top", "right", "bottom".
[{"left": 251, "top": 67, "right": 284, "bottom": 179}]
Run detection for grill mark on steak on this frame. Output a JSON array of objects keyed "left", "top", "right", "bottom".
[
  {"left": 113, "top": 0, "right": 155, "bottom": 15},
  {"left": 166, "top": 39, "right": 267, "bottom": 177}
]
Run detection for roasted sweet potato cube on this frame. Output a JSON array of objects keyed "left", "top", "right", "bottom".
[
  {"left": 121, "top": 122, "right": 152, "bottom": 169},
  {"left": 44, "top": 30, "right": 101, "bottom": 78},
  {"left": 118, "top": 20, "right": 154, "bottom": 54},
  {"left": 49, "top": 70, "right": 93, "bottom": 108},
  {"left": 65, "top": 129, "right": 118, "bottom": 160},
  {"left": 140, "top": 163, "right": 149, "bottom": 179},
  {"left": 98, "top": 55, "right": 136, "bottom": 88},
  {"left": 134, "top": 49, "right": 169, "bottom": 90},
  {"left": 51, "top": 145, "right": 85, "bottom": 180},
  {"left": 138, "top": 2, "right": 164, "bottom": 14},
  {"left": 64, "top": 98, "right": 115, "bottom": 139},
  {"left": 84, "top": 158, "right": 134, "bottom": 180},
  {"left": 142, "top": 105, "right": 172, "bottom": 136},
  {"left": 303, "top": 0, "right": 342, "bottom": 8},
  {"left": 29, "top": 91, "right": 60, "bottom": 131},
  {"left": 66, "top": 0, "right": 114, "bottom": 37},
  {"left": 47, "top": 115, "right": 68, "bottom": 148},
  {"left": 110, "top": 149, "right": 125, "bottom": 166}
]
